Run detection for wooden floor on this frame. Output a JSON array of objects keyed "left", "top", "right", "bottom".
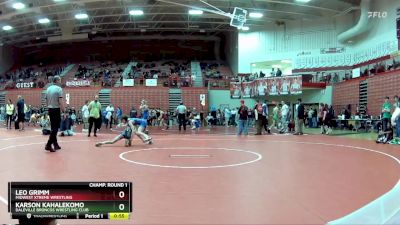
[{"left": 0, "top": 126, "right": 399, "bottom": 224}]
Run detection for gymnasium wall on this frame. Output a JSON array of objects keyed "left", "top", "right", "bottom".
[
  {"left": 332, "top": 80, "right": 361, "bottom": 115},
  {"left": 5, "top": 87, "right": 208, "bottom": 115},
  {"left": 181, "top": 88, "right": 208, "bottom": 112},
  {"left": 110, "top": 87, "right": 169, "bottom": 114},
  {"left": 368, "top": 71, "right": 400, "bottom": 116}
]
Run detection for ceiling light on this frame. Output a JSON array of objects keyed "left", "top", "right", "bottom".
[
  {"left": 241, "top": 26, "right": 250, "bottom": 31},
  {"left": 2, "top": 25, "right": 12, "bottom": 31},
  {"left": 252, "top": 63, "right": 257, "bottom": 67},
  {"left": 12, "top": 2, "right": 25, "bottom": 10},
  {"left": 272, "top": 64, "right": 282, "bottom": 68},
  {"left": 75, "top": 13, "right": 89, "bottom": 20},
  {"left": 281, "top": 60, "right": 292, "bottom": 63},
  {"left": 53, "top": 0, "right": 66, "bottom": 2},
  {"left": 189, "top": 9, "right": 203, "bottom": 15},
  {"left": 199, "top": 29, "right": 205, "bottom": 33},
  {"left": 249, "top": 12, "right": 263, "bottom": 18},
  {"left": 140, "top": 29, "right": 146, "bottom": 32},
  {"left": 129, "top": 10, "right": 144, "bottom": 16},
  {"left": 296, "top": 0, "right": 311, "bottom": 2},
  {"left": 75, "top": 13, "right": 88, "bottom": 19},
  {"left": 38, "top": 18, "right": 50, "bottom": 24}
]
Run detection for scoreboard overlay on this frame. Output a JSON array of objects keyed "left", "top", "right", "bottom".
[{"left": 8, "top": 182, "right": 132, "bottom": 220}]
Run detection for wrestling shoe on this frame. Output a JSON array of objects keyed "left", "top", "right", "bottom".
[
  {"left": 145, "top": 138, "right": 153, "bottom": 145},
  {"left": 95, "top": 143, "right": 102, "bottom": 147},
  {"left": 53, "top": 144, "right": 61, "bottom": 150},
  {"left": 45, "top": 145, "right": 55, "bottom": 152}
]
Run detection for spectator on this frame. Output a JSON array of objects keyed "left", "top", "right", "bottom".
[
  {"left": 254, "top": 100, "right": 263, "bottom": 135},
  {"left": 279, "top": 101, "right": 289, "bottom": 134},
  {"left": 40, "top": 113, "right": 51, "bottom": 135},
  {"left": 6, "top": 99, "right": 14, "bottom": 130},
  {"left": 382, "top": 96, "right": 391, "bottom": 132},
  {"left": 294, "top": 98, "right": 305, "bottom": 135},
  {"left": 16, "top": 95, "right": 25, "bottom": 131},
  {"left": 237, "top": 100, "right": 249, "bottom": 135}
]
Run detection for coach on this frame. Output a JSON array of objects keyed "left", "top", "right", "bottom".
[{"left": 45, "top": 76, "right": 63, "bottom": 152}]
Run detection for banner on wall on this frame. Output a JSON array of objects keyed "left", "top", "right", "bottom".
[
  {"left": 241, "top": 81, "right": 255, "bottom": 98},
  {"left": 16, "top": 82, "right": 35, "bottom": 89},
  {"left": 145, "top": 79, "right": 157, "bottom": 87},
  {"left": 66, "top": 80, "right": 90, "bottom": 87},
  {"left": 230, "top": 76, "right": 302, "bottom": 98},
  {"left": 230, "top": 82, "right": 241, "bottom": 99},
  {"left": 123, "top": 79, "right": 134, "bottom": 87}
]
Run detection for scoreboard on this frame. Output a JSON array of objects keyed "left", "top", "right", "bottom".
[{"left": 8, "top": 182, "right": 132, "bottom": 220}]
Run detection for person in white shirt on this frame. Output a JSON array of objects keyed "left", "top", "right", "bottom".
[
  {"left": 81, "top": 100, "right": 90, "bottom": 132},
  {"left": 281, "top": 78, "right": 289, "bottom": 94},
  {"left": 106, "top": 104, "right": 115, "bottom": 129},
  {"left": 280, "top": 101, "right": 289, "bottom": 133}
]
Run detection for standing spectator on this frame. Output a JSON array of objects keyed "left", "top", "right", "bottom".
[
  {"left": 270, "top": 104, "right": 280, "bottom": 130},
  {"left": 394, "top": 95, "right": 400, "bottom": 137},
  {"left": 294, "top": 98, "right": 305, "bottom": 135},
  {"left": 16, "top": 95, "right": 25, "bottom": 131},
  {"left": 88, "top": 95, "right": 102, "bottom": 137},
  {"left": 116, "top": 106, "right": 123, "bottom": 124},
  {"left": 254, "top": 100, "right": 263, "bottom": 135},
  {"left": 382, "top": 96, "right": 391, "bottom": 132},
  {"left": 279, "top": 101, "right": 289, "bottom": 134},
  {"left": 210, "top": 105, "right": 217, "bottom": 126},
  {"left": 45, "top": 76, "right": 63, "bottom": 152},
  {"left": 237, "top": 100, "right": 248, "bottom": 135},
  {"left": 6, "top": 99, "right": 14, "bottom": 130},
  {"left": 224, "top": 107, "right": 231, "bottom": 127},
  {"left": 307, "top": 108, "right": 314, "bottom": 128},
  {"left": 176, "top": 102, "right": 187, "bottom": 131},
  {"left": 262, "top": 100, "right": 270, "bottom": 134},
  {"left": 106, "top": 104, "right": 115, "bottom": 129},
  {"left": 318, "top": 103, "right": 324, "bottom": 128},
  {"left": 81, "top": 100, "right": 90, "bottom": 132},
  {"left": 276, "top": 68, "right": 282, "bottom": 77}
]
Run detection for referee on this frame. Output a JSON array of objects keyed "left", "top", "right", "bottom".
[
  {"left": 45, "top": 76, "right": 63, "bottom": 152},
  {"left": 176, "top": 102, "right": 187, "bottom": 131}
]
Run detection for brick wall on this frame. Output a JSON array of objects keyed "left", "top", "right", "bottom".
[
  {"left": 181, "top": 87, "right": 208, "bottom": 111},
  {"left": 110, "top": 87, "right": 169, "bottom": 114},
  {"left": 6, "top": 89, "right": 42, "bottom": 107},
  {"left": 64, "top": 88, "right": 101, "bottom": 109},
  {"left": 6, "top": 87, "right": 208, "bottom": 114},
  {"left": 332, "top": 80, "right": 360, "bottom": 114},
  {"left": 368, "top": 71, "right": 400, "bottom": 116}
]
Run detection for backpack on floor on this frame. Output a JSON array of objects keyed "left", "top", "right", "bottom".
[{"left": 376, "top": 131, "right": 393, "bottom": 144}]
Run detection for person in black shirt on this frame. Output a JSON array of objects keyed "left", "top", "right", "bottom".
[
  {"left": 16, "top": 95, "right": 25, "bottom": 131},
  {"left": 237, "top": 100, "right": 249, "bottom": 135},
  {"left": 254, "top": 100, "right": 263, "bottom": 135}
]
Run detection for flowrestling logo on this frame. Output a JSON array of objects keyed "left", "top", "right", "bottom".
[{"left": 368, "top": 11, "right": 387, "bottom": 18}]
